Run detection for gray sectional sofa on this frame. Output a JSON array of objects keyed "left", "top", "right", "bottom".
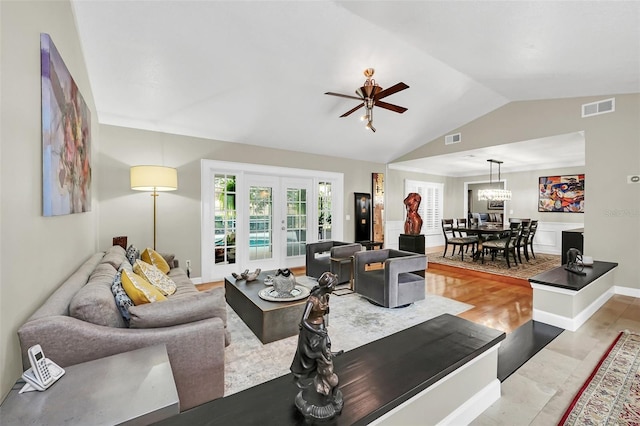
[{"left": 17, "top": 245, "right": 228, "bottom": 411}]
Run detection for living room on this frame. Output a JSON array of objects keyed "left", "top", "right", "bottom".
[{"left": 1, "top": 1, "right": 639, "bottom": 424}]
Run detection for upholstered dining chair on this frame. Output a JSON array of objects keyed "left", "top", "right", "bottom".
[
  {"left": 441, "top": 219, "right": 477, "bottom": 261},
  {"left": 305, "top": 241, "right": 362, "bottom": 284},
  {"left": 353, "top": 249, "right": 426, "bottom": 308},
  {"left": 481, "top": 222, "right": 521, "bottom": 268},
  {"left": 455, "top": 218, "right": 479, "bottom": 254}
]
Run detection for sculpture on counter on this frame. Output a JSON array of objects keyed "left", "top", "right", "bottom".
[
  {"left": 564, "top": 248, "right": 586, "bottom": 275},
  {"left": 290, "top": 271, "right": 344, "bottom": 422},
  {"left": 231, "top": 268, "right": 261, "bottom": 282},
  {"left": 403, "top": 192, "right": 423, "bottom": 235}
]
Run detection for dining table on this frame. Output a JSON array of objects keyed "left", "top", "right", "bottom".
[{"left": 453, "top": 224, "right": 512, "bottom": 261}]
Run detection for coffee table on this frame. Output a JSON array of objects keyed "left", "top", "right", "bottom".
[{"left": 225, "top": 270, "right": 313, "bottom": 344}]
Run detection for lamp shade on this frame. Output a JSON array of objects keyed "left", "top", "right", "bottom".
[{"left": 130, "top": 166, "right": 178, "bottom": 191}]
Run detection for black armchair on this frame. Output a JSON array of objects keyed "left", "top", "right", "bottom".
[
  {"left": 305, "top": 241, "right": 362, "bottom": 284},
  {"left": 353, "top": 249, "right": 426, "bottom": 308}
]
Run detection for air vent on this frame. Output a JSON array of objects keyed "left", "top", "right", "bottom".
[
  {"left": 582, "top": 98, "right": 615, "bottom": 118},
  {"left": 445, "top": 133, "right": 461, "bottom": 145}
]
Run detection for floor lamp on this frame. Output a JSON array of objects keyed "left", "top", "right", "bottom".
[{"left": 130, "top": 165, "right": 178, "bottom": 250}]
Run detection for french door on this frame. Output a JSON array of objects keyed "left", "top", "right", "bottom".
[
  {"left": 244, "top": 176, "right": 311, "bottom": 272},
  {"left": 201, "top": 160, "right": 344, "bottom": 281}
]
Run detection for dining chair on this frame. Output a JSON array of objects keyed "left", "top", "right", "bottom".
[
  {"left": 523, "top": 220, "right": 539, "bottom": 260},
  {"left": 455, "top": 218, "right": 479, "bottom": 254},
  {"left": 481, "top": 222, "right": 520, "bottom": 268},
  {"left": 441, "top": 219, "right": 477, "bottom": 261}
]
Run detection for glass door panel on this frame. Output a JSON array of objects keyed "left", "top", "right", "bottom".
[
  {"left": 286, "top": 187, "right": 307, "bottom": 257},
  {"left": 213, "top": 174, "right": 236, "bottom": 265},
  {"left": 248, "top": 186, "right": 273, "bottom": 261}
]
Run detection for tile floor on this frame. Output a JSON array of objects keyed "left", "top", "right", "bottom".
[{"left": 471, "top": 294, "right": 640, "bottom": 425}]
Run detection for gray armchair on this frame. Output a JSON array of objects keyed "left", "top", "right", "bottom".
[
  {"left": 353, "top": 249, "right": 427, "bottom": 308},
  {"left": 305, "top": 241, "right": 362, "bottom": 284}
]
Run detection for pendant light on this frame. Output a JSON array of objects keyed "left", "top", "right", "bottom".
[{"left": 478, "top": 159, "right": 512, "bottom": 201}]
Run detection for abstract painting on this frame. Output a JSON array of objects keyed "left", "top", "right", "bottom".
[
  {"left": 538, "top": 174, "right": 584, "bottom": 213},
  {"left": 41, "top": 33, "right": 91, "bottom": 216}
]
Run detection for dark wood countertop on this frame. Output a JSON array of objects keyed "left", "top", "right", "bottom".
[
  {"left": 528, "top": 261, "right": 618, "bottom": 291},
  {"left": 156, "top": 314, "right": 505, "bottom": 426}
]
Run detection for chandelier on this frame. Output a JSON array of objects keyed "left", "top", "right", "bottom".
[{"left": 478, "top": 159, "right": 512, "bottom": 201}]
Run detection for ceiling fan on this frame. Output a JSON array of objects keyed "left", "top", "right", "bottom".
[{"left": 325, "top": 68, "right": 409, "bottom": 132}]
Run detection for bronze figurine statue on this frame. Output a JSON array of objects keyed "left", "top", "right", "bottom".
[
  {"left": 290, "top": 271, "right": 343, "bottom": 422},
  {"left": 403, "top": 192, "right": 423, "bottom": 235}
]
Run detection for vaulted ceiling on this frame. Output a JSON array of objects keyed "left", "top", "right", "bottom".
[{"left": 71, "top": 1, "right": 640, "bottom": 169}]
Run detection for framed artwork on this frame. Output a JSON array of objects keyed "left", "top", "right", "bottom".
[
  {"left": 538, "top": 174, "right": 585, "bottom": 213},
  {"left": 487, "top": 200, "right": 504, "bottom": 210},
  {"left": 354, "top": 192, "right": 371, "bottom": 242},
  {"left": 372, "top": 173, "right": 384, "bottom": 243},
  {"left": 41, "top": 33, "right": 92, "bottom": 216}
]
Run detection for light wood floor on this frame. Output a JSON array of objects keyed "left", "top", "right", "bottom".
[{"left": 199, "top": 256, "right": 532, "bottom": 334}]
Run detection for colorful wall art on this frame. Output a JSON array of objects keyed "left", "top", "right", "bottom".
[
  {"left": 538, "top": 174, "right": 585, "bottom": 213},
  {"left": 41, "top": 33, "right": 91, "bottom": 216}
]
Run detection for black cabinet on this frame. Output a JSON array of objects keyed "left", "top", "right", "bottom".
[{"left": 562, "top": 228, "right": 584, "bottom": 264}]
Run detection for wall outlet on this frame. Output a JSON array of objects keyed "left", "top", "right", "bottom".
[{"left": 185, "top": 260, "right": 191, "bottom": 268}]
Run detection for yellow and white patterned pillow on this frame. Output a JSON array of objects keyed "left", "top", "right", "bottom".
[
  {"left": 121, "top": 269, "right": 167, "bottom": 305},
  {"left": 141, "top": 248, "right": 171, "bottom": 274},
  {"left": 133, "top": 260, "right": 177, "bottom": 296}
]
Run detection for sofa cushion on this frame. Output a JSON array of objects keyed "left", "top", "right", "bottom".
[
  {"left": 121, "top": 269, "right": 167, "bottom": 305},
  {"left": 141, "top": 247, "right": 171, "bottom": 274},
  {"left": 101, "top": 245, "right": 127, "bottom": 270},
  {"left": 111, "top": 270, "right": 134, "bottom": 322},
  {"left": 69, "top": 281, "right": 127, "bottom": 328},
  {"left": 128, "top": 288, "right": 227, "bottom": 329},
  {"left": 133, "top": 260, "right": 177, "bottom": 296}
]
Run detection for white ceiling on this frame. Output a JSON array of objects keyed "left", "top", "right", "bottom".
[{"left": 71, "top": 1, "right": 639, "bottom": 168}]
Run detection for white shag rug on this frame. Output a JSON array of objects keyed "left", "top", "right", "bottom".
[{"left": 223, "top": 277, "right": 473, "bottom": 396}]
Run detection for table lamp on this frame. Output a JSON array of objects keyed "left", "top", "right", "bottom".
[{"left": 130, "top": 165, "right": 178, "bottom": 250}]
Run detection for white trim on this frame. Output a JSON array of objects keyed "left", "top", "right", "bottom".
[{"left": 613, "top": 286, "right": 640, "bottom": 298}]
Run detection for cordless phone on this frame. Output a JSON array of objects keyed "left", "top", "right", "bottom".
[{"left": 20, "top": 344, "right": 65, "bottom": 392}]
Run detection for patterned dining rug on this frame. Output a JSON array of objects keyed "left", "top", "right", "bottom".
[
  {"left": 559, "top": 330, "right": 640, "bottom": 425},
  {"left": 223, "top": 276, "right": 473, "bottom": 396},
  {"left": 428, "top": 249, "right": 561, "bottom": 281}
]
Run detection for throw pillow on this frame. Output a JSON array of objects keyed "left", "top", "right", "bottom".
[
  {"left": 121, "top": 269, "right": 167, "bottom": 305},
  {"left": 141, "top": 248, "right": 171, "bottom": 274},
  {"left": 111, "top": 270, "right": 134, "bottom": 322},
  {"left": 133, "top": 260, "right": 177, "bottom": 296},
  {"left": 125, "top": 244, "right": 140, "bottom": 266}
]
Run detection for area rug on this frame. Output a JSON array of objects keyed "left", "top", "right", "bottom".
[
  {"left": 559, "top": 330, "right": 640, "bottom": 425},
  {"left": 223, "top": 277, "right": 473, "bottom": 396},
  {"left": 428, "top": 250, "right": 561, "bottom": 280}
]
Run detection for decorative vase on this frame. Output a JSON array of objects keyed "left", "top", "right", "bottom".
[{"left": 273, "top": 268, "right": 296, "bottom": 296}]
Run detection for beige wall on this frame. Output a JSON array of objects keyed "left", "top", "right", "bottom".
[
  {"left": 0, "top": 1, "right": 99, "bottom": 401},
  {"left": 392, "top": 94, "right": 640, "bottom": 289},
  {"left": 97, "top": 124, "right": 385, "bottom": 277}
]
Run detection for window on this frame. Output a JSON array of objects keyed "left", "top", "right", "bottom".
[{"left": 404, "top": 180, "right": 443, "bottom": 235}]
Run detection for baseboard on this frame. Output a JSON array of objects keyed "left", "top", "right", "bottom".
[
  {"left": 614, "top": 286, "right": 640, "bottom": 298},
  {"left": 191, "top": 276, "right": 203, "bottom": 285}
]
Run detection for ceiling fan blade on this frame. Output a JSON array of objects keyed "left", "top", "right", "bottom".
[
  {"left": 375, "top": 100, "right": 408, "bottom": 114},
  {"left": 374, "top": 82, "right": 409, "bottom": 100},
  {"left": 340, "top": 103, "right": 364, "bottom": 117},
  {"left": 325, "top": 91, "right": 363, "bottom": 101}
]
